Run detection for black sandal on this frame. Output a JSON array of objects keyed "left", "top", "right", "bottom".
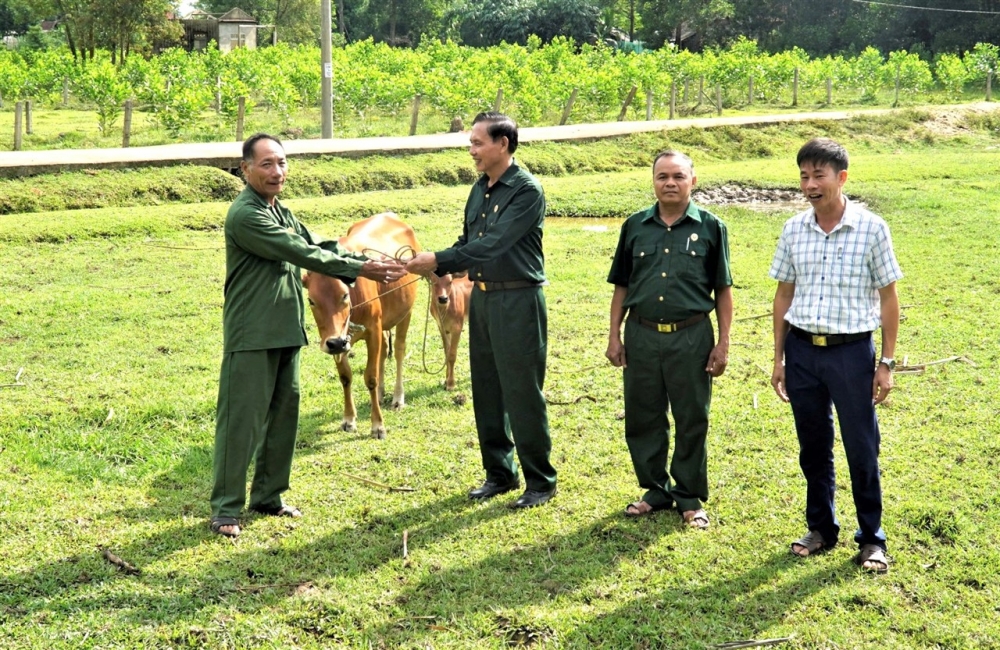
[{"left": 210, "top": 516, "right": 241, "bottom": 538}]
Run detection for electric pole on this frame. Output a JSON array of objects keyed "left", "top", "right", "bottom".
[{"left": 320, "top": 0, "right": 333, "bottom": 138}]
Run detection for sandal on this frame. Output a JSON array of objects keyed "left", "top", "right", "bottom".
[
  {"left": 790, "top": 530, "right": 826, "bottom": 557},
  {"left": 624, "top": 500, "right": 669, "bottom": 518},
  {"left": 251, "top": 504, "right": 302, "bottom": 518},
  {"left": 210, "top": 516, "right": 241, "bottom": 538},
  {"left": 854, "top": 544, "right": 889, "bottom": 574},
  {"left": 682, "top": 509, "right": 710, "bottom": 529}
]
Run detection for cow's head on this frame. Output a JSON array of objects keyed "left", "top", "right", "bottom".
[
  {"left": 302, "top": 272, "right": 353, "bottom": 355},
  {"left": 430, "top": 273, "right": 455, "bottom": 305}
]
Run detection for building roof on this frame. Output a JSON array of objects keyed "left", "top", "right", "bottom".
[{"left": 219, "top": 7, "right": 257, "bottom": 23}]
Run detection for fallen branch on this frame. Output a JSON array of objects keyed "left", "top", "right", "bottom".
[
  {"left": 736, "top": 312, "right": 772, "bottom": 322},
  {"left": 402, "top": 530, "right": 409, "bottom": 559},
  {"left": 545, "top": 395, "right": 598, "bottom": 406},
  {"left": 713, "top": 637, "right": 792, "bottom": 649},
  {"left": 339, "top": 471, "right": 416, "bottom": 493},
  {"left": 1, "top": 367, "right": 25, "bottom": 388},
  {"left": 897, "top": 355, "right": 977, "bottom": 373},
  {"left": 100, "top": 547, "right": 140, "bottom": 575},
  {"left": 233, "top": 582, "right": 307, "bottom": 593}
]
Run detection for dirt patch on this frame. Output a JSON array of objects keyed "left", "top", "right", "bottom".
[{"left": 693, "top": 184, "right": 807, "bottom": 211}]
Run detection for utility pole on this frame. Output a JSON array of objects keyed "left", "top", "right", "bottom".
[{"left": 320, "top": 0, "right": 333, "bottom": 138}]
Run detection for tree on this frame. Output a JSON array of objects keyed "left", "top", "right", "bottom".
[
  {"left": 0, "top": 0, "right": 35, "bottom": 34},
  {"left": 636, "top": 0, "right": 734, "bottom": 50},
  {"left": 448, "top": 0, "right": 534, "bottom": 47},
  {"left": 197, "top": 0, "right": 323, "bottom": 45},
  {"left": 530, "top": 0, "right": 602, "bottom": 45}
]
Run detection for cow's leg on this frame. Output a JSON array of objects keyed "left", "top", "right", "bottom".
[
  {"left": 336, "top": 353, "right": 357, "bottom": 433},
  {"left": 391, "top": 311, "right": 412, "bottom": 409},
  {"left": 444, "top": 322, "right": 461, "bottom": 391},
  {"left": 365, "top": 327, "right": 386, "bottom": 439},
  {"left": 377, "top": 331, "right": 388, "bottom": 405}
]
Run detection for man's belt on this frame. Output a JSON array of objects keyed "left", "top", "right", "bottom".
[
  {"left": 790, "top": 326, "right": 871, "bottom": 347},
  {"left": 632, "top": 312, "right": 707, "bottom": 334},
  {"left": 474, "top": 279, "right": 545, "bottom": 292}
]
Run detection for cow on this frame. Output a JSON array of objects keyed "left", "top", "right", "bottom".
[
  {"left": 302, "top": 213, "right": 419, "bottom": 439},
  {"left": 428, "top": 272, "right": 473, "bottom": 391}
]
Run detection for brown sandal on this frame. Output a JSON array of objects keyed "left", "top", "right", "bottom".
[
  {"left": 854, "top": 544, "right": 889, "bottom": 574},
  {"left": 682, "top": 509, "right": 710, "bottom": 529},
  {"left": 790, "top": 531, "right": 826, "bottom": 557}
]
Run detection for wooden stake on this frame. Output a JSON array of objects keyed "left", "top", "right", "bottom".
[
  {"left": 13, "top": 101, "right": 22, "bottom": 151},
  {"left": 493, "top": 87, "right": 503, "bottom": 112},
  {"left": 122, "top": 99, "right": 133, "bottom": 148},
  {"left": 617, "top": 84, "right": 638, "bottom": 121},
  {"left": 236, "top": 96, "right": 246, "bottom": 141},
  {"left": 559, "top": 88, "right": 578, "bottom": 125},
  {"left": 409, "top": 93, "right": 421, "bottom": 136}
]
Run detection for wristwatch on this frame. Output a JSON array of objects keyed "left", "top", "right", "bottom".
[{"left": 879, "top": 357, "right": 895, "bottom": 371}]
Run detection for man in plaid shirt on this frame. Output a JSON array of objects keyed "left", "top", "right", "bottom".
[{"left": 769, "top": 138, "right": 902, "bottom": 574}]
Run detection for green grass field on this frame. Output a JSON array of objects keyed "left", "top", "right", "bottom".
[{"left": 1, "top": 117, "right": 999, "bottom": 649}]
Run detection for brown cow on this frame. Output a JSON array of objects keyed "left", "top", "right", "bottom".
[
  {"left": 428, "top": 272, "right": 473, "bottom": 390},
  {"left": 302, "top": 213, "right": 419, "bottom": 439}
]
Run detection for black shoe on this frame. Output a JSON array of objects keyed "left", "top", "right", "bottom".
[
  {"left": 511, "top": 487, "right": 557, "bottom": 509},
  {"left": 468, "top": 478, "right": 520, "bottom": 500}
]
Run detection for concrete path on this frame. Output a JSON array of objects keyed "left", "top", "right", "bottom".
[{"left": 0, "top": 105, "right": 982, "bottom": 178}]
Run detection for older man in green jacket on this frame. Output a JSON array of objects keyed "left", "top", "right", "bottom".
[{"left": 211, "top": 133, "right": 404, "bottom": 538}]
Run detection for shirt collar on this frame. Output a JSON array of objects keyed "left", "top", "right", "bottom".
[
  {"left": 801, "top": 198, "right": 860, "bottom": 232},
  {"left": 478, "top": 160, "right": 520, "bottom": 189},
  {"left": 641, "top": 201, "right": 703, "bottom": 226}
]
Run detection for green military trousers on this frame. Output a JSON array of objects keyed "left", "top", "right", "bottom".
[
  {"left": 211, "top": 346, "right": 301, "bottom": 519},
  {"left": 468, "top": 286, "right": 557, "bottom": 492},
  {"left": 622, "top": 317, "right": 714, "bottom": 513}
]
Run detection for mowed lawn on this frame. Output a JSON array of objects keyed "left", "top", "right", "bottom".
[{"left": 1, "top": 147, "right": 999, "bottom": 649}]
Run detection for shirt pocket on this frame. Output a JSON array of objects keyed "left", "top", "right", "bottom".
[
  {"left": 679, "top": 240, "right": 708, "bottom": 279},
  {"left": 631, "top": 244, "right": 659, "bottom": 274},
  {"left": 836, "top": 252, "right": 867, "bottom": 286}
]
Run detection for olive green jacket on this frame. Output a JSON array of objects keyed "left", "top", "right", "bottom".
[{"left": 222, "top": 186, "right": 367, "bottom": 352}]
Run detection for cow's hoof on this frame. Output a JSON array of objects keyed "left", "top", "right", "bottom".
[
  {"left": 391, "top": 400, "right": 405, "bottom": 411},
  {"left": 371, "top": 428, "right": 386, "bottom": 440},
  {"left": 341, "top": 421, "right": 357, "bottom": 433},
  {"left": 444, "top": 383, "right": 456, "bottom": 391}
]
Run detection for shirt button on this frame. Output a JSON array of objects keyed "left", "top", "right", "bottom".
[
  {"left": 485, "top": 194, "right": 490, "bottom": 198},
  {"left": 667, "top": 227, "right": 671, "bottom": 232},
  {"left": 477, "top": 272, "right": 482, "bottom": 277},
  {"left": 640, "top": 252, "right": 645, "bottom": 257},
  {"left": 664, "top": 248, "right": 669, "bottom": 254},
  {"left": 478, "top": 232, "right": 483, "bottom": 236},
  {"left": 659, "top": 296, "right": 664, "bottom": 301},
  {"left": 481, "top": 213, "right": 486, "bottom": 218},
  {"left": 691, "top": 251, "right": 696, "bottom": 256},
  {"left": 661, "top": 272, "right": 666, "bottom": 277}
]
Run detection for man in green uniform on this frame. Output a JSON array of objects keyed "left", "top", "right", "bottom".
[
  {"left": 405, "top": 112, "right": 556, "bottom": 509},
  {"left": 605, "top": 151, "right": 732, "bottom": 529},
  {"left": 211, "top": 133, "right": 405, "bottom": 538}
]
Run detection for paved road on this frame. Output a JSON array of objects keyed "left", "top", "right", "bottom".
[{"left": 0, "top": 104, "right": 981, "bottom": 178}]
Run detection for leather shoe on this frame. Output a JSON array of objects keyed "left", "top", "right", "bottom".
[
  {"left": 511, "top": 487, "right": 557, "bottom": 509},
  {"left": 468, "top": 478, "right": 520, "bottom": 500}
]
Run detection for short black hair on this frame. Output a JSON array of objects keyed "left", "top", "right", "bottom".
[
  {"left": 797, "top": 138, "right": 848, "bottom": 173},
  {"left": 652, "top": 150, "right": 694, "bottom": 174},
  {"left": 472, "top": 112, "right": 519, "bottom": 154},
  {"left": 242, "top": 133, "right": 283, "bottom": 163}
]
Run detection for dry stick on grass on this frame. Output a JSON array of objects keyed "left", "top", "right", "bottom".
[
  {"left": 99, "top": 547, "right": 141, "bottom": 575},
  {"left": 1, "top": 367, "right": 25, "bottom": 388},
  {"left": 735, "top": 312, "right": 773, "bottom": 322},
  {"left": 402, "top": 530, "right": 409, "bottom": 559},
  {"left": 339, "top": 471, "right": 416, "bottom": 492},
  {"left": 897, "top": 355, "right": 976, "bottom": 375},
  {"left": 545, "top": 395, "right": 598, "bottom": 406},
  {"left": 713, "top": 637, "right": 792, "bottom": 649}
]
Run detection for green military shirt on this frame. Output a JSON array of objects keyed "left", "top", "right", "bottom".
[
  {"left": 222, "top": 186, "right": 368, "bottom": 352},
  {"left": 607, "top": 201, "right": 732, "bottom": 323},
  {"left": 434, "top": 162, "right": 546, "bottom": 282}
]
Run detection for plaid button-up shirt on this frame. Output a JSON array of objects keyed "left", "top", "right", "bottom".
[{"left": 769, "top": 199, "right": 902, "bottom": 334}]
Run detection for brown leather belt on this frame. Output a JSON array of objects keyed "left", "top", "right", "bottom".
[
  {"left": 474, "top": 279, "right": 545, "bottom": 291},
  {"left": 790, "top": 326, "right": 871, "bottom": 347},
  {"left": 632, "top": 312, "right": 707, "bottom": 334}
]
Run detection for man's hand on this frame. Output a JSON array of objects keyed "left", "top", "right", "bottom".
[
  {"left": 705, "top": 344, "right": 728, "bottom": 377},
  {"left": 405, "top": 252, "right": 438, "bottom": 276},
  {"left": 605, "top": 337, "right": 626, "bottom": 368},
  {"left": 359, "top": 259, "right": 406, "bottom": 283},
  {"left": 771, "top": 360, "right": 789, "bottom": 403},
  {"left": 872, "top": 364, "right": 893, "bottom": 405}
]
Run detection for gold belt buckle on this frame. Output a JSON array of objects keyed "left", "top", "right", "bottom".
[
  {"left": 657, "top": 322, "right": 677, "bottom": 333},
  {"left": 812, "top": 335, "right": 827, "bottom": 346},
  {"left": 476, "top": 281, "right": 487, "bottom": 291}
]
